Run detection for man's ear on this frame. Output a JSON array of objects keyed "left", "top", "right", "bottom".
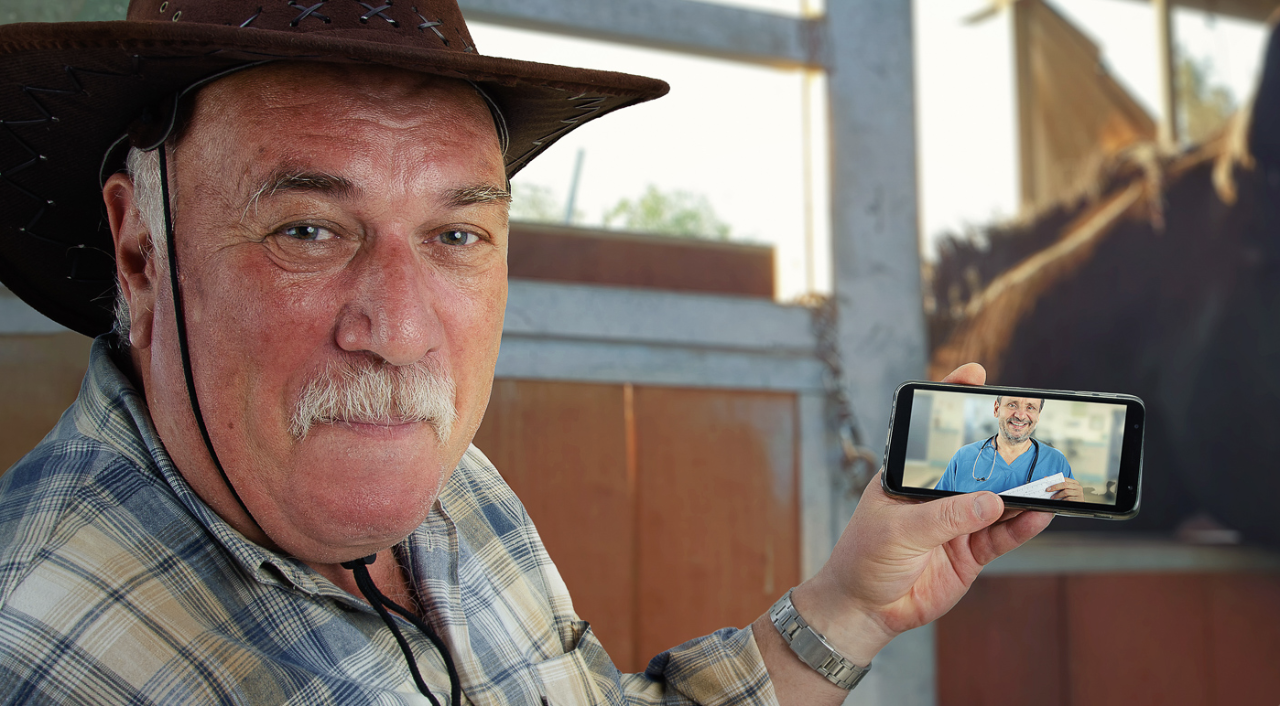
[{"left": 104, "top": 172, "right": 157, "bottom": 349}]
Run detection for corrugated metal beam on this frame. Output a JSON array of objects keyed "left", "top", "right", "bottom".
[{"left": 458, "top": 0, "right": 825, "bottom": 69}]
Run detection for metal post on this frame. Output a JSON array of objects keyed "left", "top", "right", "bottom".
[
  {"left": 823, "top": 0, "right": 931, "bottom": 701},
  {"left": 564, "top": 148, "right": 585, "bottom": 225}
]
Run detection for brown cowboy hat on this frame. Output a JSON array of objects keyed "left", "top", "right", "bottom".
[{"left": 0, "top": 0, "right": 668, "bottom": 338}]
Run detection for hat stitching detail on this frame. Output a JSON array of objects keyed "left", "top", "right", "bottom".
[
  {"left": 358, "top": 2, "right": 399, "bottom": 27},
  {"left": 3, "top": 58, "right": 155, "bottom": 268},
  {"left": 68, "top": 246, "right": 116, "bottom": 284},
  {"left": 412, "top": 10, "right": 444, "bottom": 41},
  {"left": 2, "top": 66, "right": 108, "bottom": 250},
  {"left": 239, "top": 8, "right": 265, "bottom": 27},
  {"left": 409, "top": 6, "right": 472, "bottom": 52},
  {"left": 529, "top": 94, "right": 606, "bottom": 148},
  {"left": 287, "top": 1, "right": 332, "bottom": 27}
]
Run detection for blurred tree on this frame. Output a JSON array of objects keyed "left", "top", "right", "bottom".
[
  {"left": 603, "top": 185, "right": 731, "bottom": 240},
  {"left": 1177, "top": 47, "right": 1236, "bottom": 146},
  {"left": 510, "top": 183, "right": 581, "bottom": 224},
  {"left": 1, "top": 0, "right": 126, "bottom": 23}
]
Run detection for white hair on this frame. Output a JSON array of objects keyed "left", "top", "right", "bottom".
[
  {"left": 291, "top": 358, "right": 458, "bottom": 444},
  {"left": 113, "top": 146, "right": 169, "bottom": 344}
]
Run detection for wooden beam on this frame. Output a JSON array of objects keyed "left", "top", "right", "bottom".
[
  {"left": 1154, "top": 0, "right": 1180, "bottom": 149},
  {"left": 1014, "top": 0, "right": 1038, "bottom": 212},
  {"left": 1120, "top": 0, "right": 1279, "bottom": 23}
]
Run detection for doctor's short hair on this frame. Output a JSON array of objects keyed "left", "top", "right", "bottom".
[{"left": 994, "top": 396, "right": 1046, "bottom": 411}]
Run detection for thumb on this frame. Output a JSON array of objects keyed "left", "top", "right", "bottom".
[{"left": 904, "top": 491, "right": 1003, "bottom": 551}]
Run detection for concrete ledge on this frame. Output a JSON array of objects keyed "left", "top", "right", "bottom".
[
  {"left": 496, "top": 336, "right": 824, "bottom": 391},
  {"left": 504, "top": 279, "right": 815, "bottom": 356},
  {"left": 985, "top": 533, "right": 1280, "bottom": 575},
  {"left": 499, "top": 280, "right": 822, "bottom": 390}
]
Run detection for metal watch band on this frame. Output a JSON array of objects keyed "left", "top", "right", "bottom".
[{"left": 769, "top": 588, "right": 870, "bottom": 691}]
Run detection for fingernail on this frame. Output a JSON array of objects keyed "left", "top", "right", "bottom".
[{"left": 974, "top": 493, "right": 999, "bottom": 520}]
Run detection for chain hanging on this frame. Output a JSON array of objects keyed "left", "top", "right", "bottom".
[{"left": 801, "top": 294, "right": 880, "bottom": 493}]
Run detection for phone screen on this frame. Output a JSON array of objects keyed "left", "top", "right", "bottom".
[
  {"left": 903, "top": 390, "right": 1125, "bottom": 504},
  {"left": 883, "top": 383, "right": 1144, "bottom": 518}
]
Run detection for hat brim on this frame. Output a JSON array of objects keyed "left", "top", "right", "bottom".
[{"left": 0, "top": 21, "right": 668, "bottom": 337}]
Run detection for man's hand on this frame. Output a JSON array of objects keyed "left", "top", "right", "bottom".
[
  {"left": 1048, "top": 478, "right": 1084, "bottom": 502},
  {"left": 753, "top": 363, "right": 1054, "bottom": 706}
]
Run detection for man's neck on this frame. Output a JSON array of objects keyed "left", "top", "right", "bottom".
[
  {"left": 996, "top": 436, "right": 1032, "bottom": 464},
  {"left": 308, "top": 548, "right": 421, "bottom": 617}
]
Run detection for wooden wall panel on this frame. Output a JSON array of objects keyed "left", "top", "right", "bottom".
[
  {"left": 508, "top": 222, "right": 774, "bottom": 298},
  {"left": 631, "top": 387, "right": 800, "bottom": 666},
  {"left": 0, "top": 333, "right": 91, "bottom": 472},
  {"left": 939, "top": 573, "right": 1280, "bottom": 705},
  {"left": 471, "top": 380, "right": 635, "bottom": 667},
  {"left": 474, "top": 381, "right": 802, "bottom": 674},
  {"left": 1065, "top": 574, "right": 1212, "bottom": 706},
  {"left": 1207, "top": 574, "right": 1280, "bottom": 705},
  {"left": 936, "top": 576, "right": 1067, "bottom": 706}
]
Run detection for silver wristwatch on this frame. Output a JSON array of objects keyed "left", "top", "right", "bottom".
[{"left": 769, "top": 588, "right": 870, "bottom": 691}]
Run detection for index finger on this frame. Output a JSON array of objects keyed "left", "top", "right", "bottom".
[
  {"left": 941, "top": 363, "right": 986, "bottom": 386},
  {"left": 970, "top": 509, "right": 1054, "bottom": 565}
]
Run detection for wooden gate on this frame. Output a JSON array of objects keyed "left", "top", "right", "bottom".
[{"left": 473, "top": 379, "right": 801, "bottom": 672}]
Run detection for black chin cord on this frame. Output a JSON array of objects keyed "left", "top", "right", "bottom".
[
  {"left": 341, "top": 555, "right": 461, "bottom": 705},
  {"left": 156, "top": 144, "right": 460, "bottom": 704},
  {"left": 157, "top": 142, "right": 258, "bottom": 528}
]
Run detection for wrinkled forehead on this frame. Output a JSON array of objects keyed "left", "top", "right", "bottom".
[{"left": 176, "top": 62, "right": 504, "bottom": 159}]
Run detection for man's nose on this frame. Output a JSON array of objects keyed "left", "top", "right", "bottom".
[{"left": 335, "top": 238, "right": 439, "bottom": 366}]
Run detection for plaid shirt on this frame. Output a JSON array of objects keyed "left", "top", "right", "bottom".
[{"left": 0, "top": 339, "right": 777, "bottom": 705}]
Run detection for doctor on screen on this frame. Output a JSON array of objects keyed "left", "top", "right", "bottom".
[{"left": 935, "top": 397, "right": 1084, "bottom": 501}]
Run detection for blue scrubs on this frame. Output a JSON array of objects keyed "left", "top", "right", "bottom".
[{"left": 934, "top": 438, "right": 1073, "bottom": 494}]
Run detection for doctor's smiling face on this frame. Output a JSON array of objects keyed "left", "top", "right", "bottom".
[{"left": 994, "top": 396, "right": 1041, "bottom": 445}]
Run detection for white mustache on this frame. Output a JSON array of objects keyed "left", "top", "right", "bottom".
[{"left": 289, "top": 359, "right": 457, "bottom": 443}]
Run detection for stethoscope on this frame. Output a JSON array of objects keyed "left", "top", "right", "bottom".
[{"left": 970, "top": 435, "right": 1040, "bottom": 484}]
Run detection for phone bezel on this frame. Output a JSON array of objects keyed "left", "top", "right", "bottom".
[{"left": 881, "top": 381, "right": 1144, "bottom": 520}]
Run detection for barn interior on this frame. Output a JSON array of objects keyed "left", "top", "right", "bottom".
[{"left": 2, "top": 1, "right": 1280, "bottom": 704}]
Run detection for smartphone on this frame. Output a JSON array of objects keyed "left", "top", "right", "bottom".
[{"left": 881, "top": 381, "right": 1144, "bottom": 519}]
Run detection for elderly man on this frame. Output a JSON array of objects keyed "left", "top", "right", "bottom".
[
  {"left": 936, "top": 396, "right": 1083, "bottom": 501},
  {"left": 0, "top": 2, "right": 1051, "bottom": 704}
]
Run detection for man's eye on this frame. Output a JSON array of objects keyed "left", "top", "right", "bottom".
[
  {"left": 437, "top": 230, "right": 480, "bottom": 246},
  {"left": 279, "top": 225, "right": 336, "bottom": 241}
]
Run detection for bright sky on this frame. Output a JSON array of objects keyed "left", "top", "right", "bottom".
[
  {"left": 467, "top": 21, "right": 818, "bottom": 297},
  {"left": 469, "top": 0, "right": 1270, "bottom": 298}
]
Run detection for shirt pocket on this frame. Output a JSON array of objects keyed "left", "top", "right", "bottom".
[{"left": 531, "top": 620, "right": 611, "bottom": 706}]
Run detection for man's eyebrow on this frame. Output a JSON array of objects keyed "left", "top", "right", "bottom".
[
  {"left": 448, "top": 184, "right": 512, "bottom": 207},
  {"left": 243, "top": 168, "right": 357, "bottom": 216}
]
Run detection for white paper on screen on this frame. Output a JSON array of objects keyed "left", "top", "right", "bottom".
[{"left": 998, "top": 472, "right": 1065, "bottom": 499}]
